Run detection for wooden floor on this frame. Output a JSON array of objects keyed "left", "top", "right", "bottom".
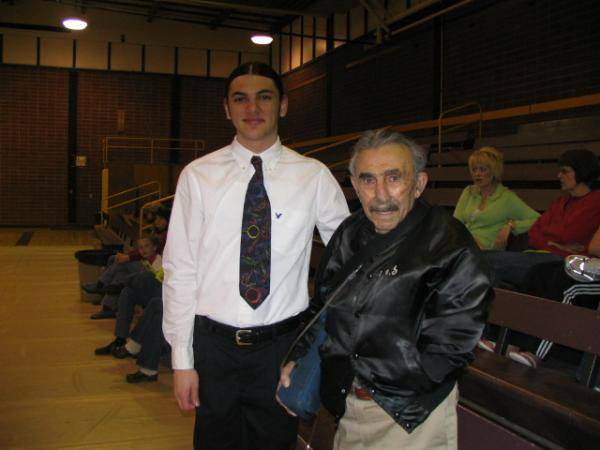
[{"left": 0, "top": 229, "right": 194, "bottom": 449}]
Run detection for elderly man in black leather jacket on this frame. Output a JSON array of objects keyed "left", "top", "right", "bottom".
[{"left": 281, "top": 129, "right": 493, "bottom": 449}]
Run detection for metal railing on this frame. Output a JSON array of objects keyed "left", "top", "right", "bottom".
[
  {"left": 437, "top": 102, "right": 483, "bottom": 153},
  {"left": 139, "top": 194, "right": 175, "bottom": 237},
  {"left": 103, "top": 181, "right": 161, "bottom": 213},
  {"left": 102, "top": 136, "right": 206, "bottom": 167}
]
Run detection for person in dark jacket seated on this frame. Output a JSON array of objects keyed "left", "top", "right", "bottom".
[{"left": 280, "top": 129, "right": 493, "bottom": 450}]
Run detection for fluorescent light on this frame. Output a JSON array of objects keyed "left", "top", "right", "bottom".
[
  {"left": 62, "top": 17, "right": 88, "bottom": 30},
  {"left": 251, "top": 34, "right": 273, "bottom": 45}
]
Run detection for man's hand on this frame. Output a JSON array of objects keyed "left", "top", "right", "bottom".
[
  {"left": 173, "top": 369, "right": 200, "bottom": 411},
  {"left": 114, "top": 253, "right": 130, "bottom": 264},
  {"left": 276, "top": 361, "right": 297, "bottom": 417}
]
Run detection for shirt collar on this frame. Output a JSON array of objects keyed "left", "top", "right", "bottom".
[{"left": 230, "top": 136, "right": 283, "bottom": 172}]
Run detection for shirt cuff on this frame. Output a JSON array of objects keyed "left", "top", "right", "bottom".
[{"left": 171, "top": 343, "right": 194, "bottom": 370}]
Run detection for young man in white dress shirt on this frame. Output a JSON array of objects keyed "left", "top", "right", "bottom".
[{"left": 162, "top": 62, "right": 350, "bottom": 449}]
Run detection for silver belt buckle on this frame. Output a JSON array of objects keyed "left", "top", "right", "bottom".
[{"left": 235, "top": 329, "right": 253, "bottom": 346}]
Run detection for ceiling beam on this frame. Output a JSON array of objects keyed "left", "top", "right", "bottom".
[{"left": 165, "top": 0, "right": 326, "bottom": 18}]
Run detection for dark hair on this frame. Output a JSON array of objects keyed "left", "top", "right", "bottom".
[
  {"left": 154, "top": 206, "right": 171, "bottom": 221},
  {"left": 558, "top": 149, "right": 600, "bottom": 188},
  {"left": 224, "top": 61, "right": 284, "bottom": 99},
  {"left": 139, "top": 235, "right": 160, "bottom": 248}
]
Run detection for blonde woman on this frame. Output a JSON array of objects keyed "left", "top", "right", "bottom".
[{"left": 454, "top": 147, "right": 539, "bottom": 250}]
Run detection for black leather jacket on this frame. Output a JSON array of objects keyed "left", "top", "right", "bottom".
[{"left": 292, "top": 199, "right": 493, "bottom": 432}]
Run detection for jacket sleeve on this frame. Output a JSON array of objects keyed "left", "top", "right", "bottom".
[
  {"left": 415, "top": 244, "right": 493, "bottom": 388},
  {"left": 285, "top": 223, "right": 345, "bottom": 364}
]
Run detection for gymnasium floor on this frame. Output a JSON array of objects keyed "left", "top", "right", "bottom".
[{"left": 0, "top": 228, "right": 194, "bottom": 449}]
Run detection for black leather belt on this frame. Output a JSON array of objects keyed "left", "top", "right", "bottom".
[{"left": 196, "top": 314, "right": 302, "bottom": 346}]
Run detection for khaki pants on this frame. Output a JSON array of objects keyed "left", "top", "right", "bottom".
[{"left": 333, "top": 385, "right": 458, "bottom": 450}]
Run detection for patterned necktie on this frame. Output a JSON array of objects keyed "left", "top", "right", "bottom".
[{"left": 239, "top": 156, "right": 271, "bottom": 308}]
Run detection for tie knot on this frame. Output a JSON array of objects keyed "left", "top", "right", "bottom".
[{"left": 251, "top": 156, "right": 263, "bottom": 172}]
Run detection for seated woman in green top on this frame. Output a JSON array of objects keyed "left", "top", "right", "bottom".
[{"left": 454, "top": 146, "right": 540, "bottom": 250}]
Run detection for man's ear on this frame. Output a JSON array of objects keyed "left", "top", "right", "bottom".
[
  {"left": 414, "top": 172, "right": 428, "bottom": 198},
  {"left": 279, "top": 95, "right": 288, "bottom": 118},
  {"left": 223, "top": 98, "right": 231, "bottom": 120}
]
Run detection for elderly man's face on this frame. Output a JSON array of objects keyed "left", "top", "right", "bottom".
[{"left": 351, "top": 144, "right": 428, "bottom": 234}]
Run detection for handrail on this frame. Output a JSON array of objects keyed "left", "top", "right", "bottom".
[
  {"left": 139, "top": 194, "right": 175, "bottom": 236},
  {"left": 303, "top": 126, "right": 391, "bottom": 159},
  {"left": 106, "top": 181, "right": 161, "bottom": 201},
  {"left": 437, "top": 102, "right": 482, "bottom": 154},
  {"left": 106, "top": 191, "right": 162, "bottom": 212},
  {"left": 102, "top": 136, "right": 206, "bottom": 167}
]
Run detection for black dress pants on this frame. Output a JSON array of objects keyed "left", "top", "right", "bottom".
[{"left": 192, "top": 318, "right": 298, "bottom": 450}]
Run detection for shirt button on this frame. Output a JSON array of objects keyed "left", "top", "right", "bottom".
[
  {"left": 341, "top": 388, "right": 347, "bottom": 394},
  {"left": 405, "top": 423, "right": 412, "bottom": 429},
  {"left": 368, "top": 273, "right": 373, "bottom": 279},
  {"left": 353, "top": 353, "right": 359, "bottom": 360}
]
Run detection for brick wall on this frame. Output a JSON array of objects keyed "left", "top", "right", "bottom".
[
  {"left": 0, "top": 66, "right": 69, "bottom": 226},
  {"left": 0, "top": 67, "right": 231, "bottom": 226},
  {"left": 179, "top": 76, "right": 233, "bottom": 161},
  {"left": 282, "top": 0, "right": 600, "bottom": 143},
  {"left": 280, "top": 58, "right": 329, "bottom": 143},
  {"left": 77, "top": 70, "right": 172, "bottom": 225}
]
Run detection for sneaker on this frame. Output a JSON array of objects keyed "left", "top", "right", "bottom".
[
  {"left": 508, "top": 351, "right": 540, "bottom": 368},
  {"left": 477, "top": 339, "right": 496, "bottom": 352},
  {"left": 94, "top": 338, "right": 125, "bottom": 356},
  {"left": 126, "top": 371, "right": 158, "bottom": 383},
  {"left": 565, "top": 255, "right": 600, "bottom": 283}
]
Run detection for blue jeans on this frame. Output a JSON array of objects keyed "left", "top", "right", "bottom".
[{"left": 484, "top": 250, "right": 562, "bottom": 290}]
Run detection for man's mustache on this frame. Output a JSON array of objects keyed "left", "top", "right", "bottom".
[{"left": 369, "top": 200, "right": 399, "bottom": 213}]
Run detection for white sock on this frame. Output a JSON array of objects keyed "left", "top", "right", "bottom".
[
  {"left": 139, "top": 366, "right": 158, "bottom": 376},
  {"left": 125, "top": 339, "right": 141, "bottom": 355}
]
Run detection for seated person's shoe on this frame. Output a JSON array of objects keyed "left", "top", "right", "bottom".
[
  {"left": 95, "top": 338, "right": 125, "bottom": 355},
  {"left": 90, "top": 307, "right": 116, "bottom": 320},
  {"left": 126, "top": 371, "right": 158, "bottom": 383},
  {"left": 112, "top": 345, "right": 137, "bottom": 359},
  {"left": 477, "top": 339, "right": 496, "bottom": 352},
  {"left": 508, "top": 350, "right": 540, "bottom": 368},
  {"left": 565, "top": 255, "right": 600, "bottom": 283},
  {"left": 82, "top": 282, "right": 104, "bottom": 294}
]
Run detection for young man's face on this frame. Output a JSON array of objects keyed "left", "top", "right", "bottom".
[
  {"left": 224, "top": 74, "right": 288, "bottom": 153},
  {"left": 351, "top": 144, "right": 428, "bottom": 234}
]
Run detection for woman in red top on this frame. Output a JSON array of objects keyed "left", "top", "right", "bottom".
[
  {"left": 528, "top": 149, "right": 600, "bottom": 256},
  {"left": 484, "top": 149, "right": 600, "bottom": 290}
]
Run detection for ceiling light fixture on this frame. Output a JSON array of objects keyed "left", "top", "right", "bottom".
[
  {"left": 251, "top": 34, "right": 273, "bottom": 45},
  {"left": 62, "top": 17, "right": 88, "bottom": 31}
]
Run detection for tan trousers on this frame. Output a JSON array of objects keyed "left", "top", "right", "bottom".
[{"left": 333, "top": 385, "right": 458, "bottom": 450}]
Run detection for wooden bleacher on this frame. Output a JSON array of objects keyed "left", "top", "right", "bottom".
[{"left": 424, "top": 137, "right": 600, "bottom": 211}]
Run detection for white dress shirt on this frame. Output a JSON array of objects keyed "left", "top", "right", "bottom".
[{"left": 162, "top": 137, "right": 350, "bottom": 369}]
